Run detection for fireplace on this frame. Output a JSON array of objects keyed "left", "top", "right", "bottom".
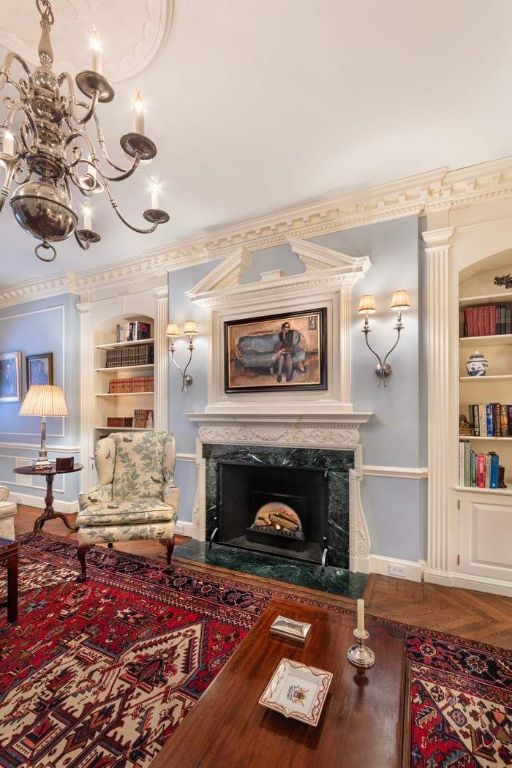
[
  {"left": 217, "top": 461, "right": 329, "bottom": 564},
  {"left": 201, "top": 443, "right": 356, "bottom": 569}
]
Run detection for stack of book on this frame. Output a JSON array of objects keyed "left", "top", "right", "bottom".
[
  {"left": 467, "top": 403, "right": 512, "bottom": 437},
  {"left": 105, "top": 343, "right": 154, "bottom": 368},
  {"left": 133, "top": 409, "right": 154, "bottom": 428},
  {"left": 459, "top": 442, "right": 501, "bottom": 488},
  {"left": 115, "top": 321, "right": 152, "bottom": 342},
  {"left": 460, "top": 304, "right": 512, "bottom": 337},
  {"left": 108, "top": 376, "right": 154, "bottom": 393},
  {"left": 107, "top": 417, "right": 133, "bottom": 428}
]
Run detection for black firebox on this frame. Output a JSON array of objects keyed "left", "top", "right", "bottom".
[{"left": 217, "top": 460, "right": 329, "bottom": 564}]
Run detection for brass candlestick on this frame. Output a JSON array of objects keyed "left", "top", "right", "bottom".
[{"left": 347, "top": 628, "right": 375, "bottom": 669}]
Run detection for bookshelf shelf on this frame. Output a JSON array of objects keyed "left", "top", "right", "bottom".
[
  {"left": 460, "top": 374, "right": 512, "bottom": 381},
  {"left": 96, "top": 338, "right": 154, "bottom": 350},
  {"left": 95, "top": 364, "right": 154, "bottom": 373},
  {"left": 459, "top": 436, "right": 512, "bottom": 441},
  {"left": 94, "top": 426, "right": 155, "bottom": 432},
  {"left": 459, "top": 334, "right": 512, "bottom": 346},
  {"left": 454, "top": 485, "right": 512, "bottom": 497},
  {"left": 96, "top": 392, "right": 155, "bottom": 397},
  {"left": 460, "top": 293, "right": 512, "bottom": 307}
]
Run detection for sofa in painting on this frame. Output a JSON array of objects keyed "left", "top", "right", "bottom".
[
  {"left": 76, "top": 430, "right": 179, "bottom": 581},
  {"left": 235, "top": 331, "right": 306, "bottom": 374}
]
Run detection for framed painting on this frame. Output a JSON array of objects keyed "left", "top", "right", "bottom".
[
  {"left": 224, "top": 308, "right": 327, "bottom": 393},
  {"left": 0, "top": 351, "right": 22, "bottom": 402},
  {"left": 26, "top": 352, "right": 54, "bottom": 387}
]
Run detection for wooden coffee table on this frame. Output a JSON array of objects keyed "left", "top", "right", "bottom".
[{"left": 151, "top": 598, "right": 408, "bottom": 768}]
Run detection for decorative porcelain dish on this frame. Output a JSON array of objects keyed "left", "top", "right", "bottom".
[{"left": 259, "top": 658, "right": 333, "bottom": 726}]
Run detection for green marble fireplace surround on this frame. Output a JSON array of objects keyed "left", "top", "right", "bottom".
[{"left": 203, "top": 443, "right": 354, "bottom": 569}]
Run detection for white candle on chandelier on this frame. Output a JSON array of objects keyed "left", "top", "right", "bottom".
[
  {"left": 150, "top": 178, "right": 161, "bottom": 210},
  {"left": 3, "top": 131, "right": 14, "bottom": 156},
  {"left": 90, "top": 27, "right": 103, "bottom": 75},
  {"left": 132, "top": 92, "right": 145, "bottom": 135},
  {"left": 356, "top": 598, "right": 365, "bottom": 634},
  {"left": 82, "top": 202, "right": 92, "bottom": 231}
]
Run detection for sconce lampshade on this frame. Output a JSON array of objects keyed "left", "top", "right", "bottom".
[
  {"left": 390, "top": 289, "right": 411, "bottom": 312},
  {"left": 358, "top": 294, "right": 377, "bottom": 314},
  {"left": 183, "top": 320, "right": 198, "bottom": 337},
  {"left": 19, "top": 385, "right": 68, "bottom": 417},
  {"left": 166, "top": 323, "right": 181, "bottom": 338}
]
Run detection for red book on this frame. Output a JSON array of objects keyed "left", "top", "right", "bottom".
[
  {"left": 477, "top": 307, "right": 485, "bottom": 337},
  {"left": 476, "top": 454, "right": 486, "bottom": 488},
  {"left": 484, "top": 306, "right": 492, "bottom": 336},
  {"left": 466, "top": 308, "right": 475, "bottom": 337}
]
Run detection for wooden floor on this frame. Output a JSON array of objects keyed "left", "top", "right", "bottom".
[{"left": 15, "top": 505, "right": 512, "bottom": 651}]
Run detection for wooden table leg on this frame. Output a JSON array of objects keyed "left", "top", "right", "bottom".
[
  {"left": 32, "top": 474, "right": 77, "bottom": 534},
  {"left": 7, "top": 552, "right": 18, "bottom": 623}
]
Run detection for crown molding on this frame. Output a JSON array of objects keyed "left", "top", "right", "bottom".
[{"left": 3, "top": 156, "right": 512, "bottom": 309}]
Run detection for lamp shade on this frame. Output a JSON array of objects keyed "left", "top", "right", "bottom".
[
  {"left": 183, "top": 320, "right": 198, "bottom": 336},
  {"left": 390, "top": 289, "right": 411, "bottom": 312},
  {"left": 19, "top": 385, "right": 68, "bottom": 417},
  {"left": 358, "top": 294, "right": 377, "bottom": 314},
  {"left": 166, "top": 323, "right": 181, "bottom": 338}
]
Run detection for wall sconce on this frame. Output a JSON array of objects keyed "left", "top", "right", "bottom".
[
  {"left": 166, "top": 321, "right": 198, "bottom": 391},
  {"left": 358, "top": 289, "right": 411, "bottom": 383}
]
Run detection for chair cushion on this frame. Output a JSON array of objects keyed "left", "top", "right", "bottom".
[
  {"left": 111, "top": 431, "right": 172, "bottom": 501},
  {"left": 76, "top": 498, "right": 176, "bottom": 527}
]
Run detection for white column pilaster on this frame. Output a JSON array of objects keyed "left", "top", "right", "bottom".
[
  {"left": 153, "top": 285, "right": 169, "bottom": 431},
  {"left": 422, "top": 227, "right": 454, "bottom": 576},
  {"left": 77, "top": 301, "right": 94, "bottom": 490}
]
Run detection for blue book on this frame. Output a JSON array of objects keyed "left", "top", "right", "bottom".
[
  {"left": 486, "top": 404, "right": 494, "bottom": 437},
  {"left": 489, "top": 453, "right": 499, "bottom": 489}
]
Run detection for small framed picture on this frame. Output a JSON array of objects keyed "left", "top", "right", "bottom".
[
  {"left": 0, "top": 352, "right": 22, "bottom": 402},
  {"left": 26, "top": 352, "right": 54, "bottom": 387}
]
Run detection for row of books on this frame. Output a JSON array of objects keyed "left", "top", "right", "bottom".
[
  {"left": 108, "top": 376, "right": 154, "bottom": 393},
  {"left": 134, "top": 409, "right": 154, "bottom": 428},
  {"left": 467, "top": 403, "right": 512, "bottom": 437},
  {"left": 459, "top": 442, "right": 502, "bottom": 488},
  {"left": 115, "top": 321, "right": 152, "bottom": 342},
  {"left": 105, "top": 409, "right": 154, "bottom": 429},
  {"left": 460, "top": 304, "right": 512, "bottom": 337},
  {"left": 105, "top": 343, "right": 154, "bottom": 368}
]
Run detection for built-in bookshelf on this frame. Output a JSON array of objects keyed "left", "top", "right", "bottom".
[
  {"left": 94, "top": 314, "right": 155, "bottom": 437},
  {"left": 458, "top": 285, "right": 512, "bottom": 493}
]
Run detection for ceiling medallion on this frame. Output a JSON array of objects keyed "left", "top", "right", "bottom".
[{"left": 0, "top": 0, "right": 169, "bottom": 262}]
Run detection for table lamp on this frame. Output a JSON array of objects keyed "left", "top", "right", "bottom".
[{"left": 19, "top": 385, "right": 68, "bottom": 469}]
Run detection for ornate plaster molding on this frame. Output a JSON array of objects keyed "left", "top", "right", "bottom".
[
  {"left": 4, "top": 157, "right": 512, "bottom": 309},
  {"left": 0, "top": 0, "right": 174, "bottom": 83}
]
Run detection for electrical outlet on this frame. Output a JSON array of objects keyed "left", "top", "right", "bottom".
[{"left": 388, "top": 563, "right": 406, "bottom": 578}]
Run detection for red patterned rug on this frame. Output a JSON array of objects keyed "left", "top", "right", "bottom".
[{"left": 0, "top": 534, "right": 510, "bottom": 767}]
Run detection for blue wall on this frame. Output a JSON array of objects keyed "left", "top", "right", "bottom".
[
  {"left": 0, "top": 294, "right": 81, "bottom": 505},
  {"left": 169, "top": 215, "right": 427, "bottom": 563}
]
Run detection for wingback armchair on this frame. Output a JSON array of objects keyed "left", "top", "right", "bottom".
[{"left": 76, "top": 430, "right": 180, "bottom": 582}]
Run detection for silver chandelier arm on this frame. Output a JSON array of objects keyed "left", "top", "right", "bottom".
[
  {"left": 92, "top": 112, "right": 134, "bottom": 174},
  {"left": 0, "top": 159, "right": 21, "bottom": 215},
  {"left": 110, "top": 199, "right": 158, "bottom": 234},
  {"left": 0, "top": 52, "right": 31, "bottom": 90}
]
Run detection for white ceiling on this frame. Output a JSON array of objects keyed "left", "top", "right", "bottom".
[{"left": 1, "top": 0, "right": 512, "bottom": 287}]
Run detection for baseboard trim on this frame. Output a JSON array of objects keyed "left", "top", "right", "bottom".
[
  {"left": 424, "top": 568, "right": 512, "bottom": 597},
  {"left": 12, "top": 492, "right": 78, "bottom": 514},
  {"left": 175, "top": 520, "right": 199, "bottom": 539},
  {"left": 369, "top": 554, "right": 424, "bottom": 582}
]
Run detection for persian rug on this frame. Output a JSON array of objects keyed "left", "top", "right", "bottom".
[{"left": 0, "top": 533, "right": 511, "bottom": 767}]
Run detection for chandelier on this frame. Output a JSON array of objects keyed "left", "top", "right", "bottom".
[{"left": 0, "top": 0, "right": 169, "bottom": 262}]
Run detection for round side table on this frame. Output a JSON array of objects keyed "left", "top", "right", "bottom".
[{"left": 14, "top": 464, "right": 83, "bottom": 535}]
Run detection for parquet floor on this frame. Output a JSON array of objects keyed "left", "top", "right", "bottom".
[{"left": 15, "top": 505, "right": 512, "bottom": 651}]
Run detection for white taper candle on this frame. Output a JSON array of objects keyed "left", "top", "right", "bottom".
[
  {"left": 90, "top": 27, "right": 103, "bottom": 75},
  {"left": 82, "top": 203, "right": 92, "bottom": 231},
  {"left": 133, "top": 92, "right": 145, "bottom": 135},
  {"left": 356, "top": 598, "right": 365, "bottom": 634}
]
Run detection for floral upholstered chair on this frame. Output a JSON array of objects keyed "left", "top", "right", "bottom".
[{"left": 76, "top": 430, "right": 179, "bottom": 582}]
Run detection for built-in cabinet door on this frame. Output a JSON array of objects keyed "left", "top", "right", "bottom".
[{"left": 459, "top": 494, "right": 512, "bottom": 581}]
